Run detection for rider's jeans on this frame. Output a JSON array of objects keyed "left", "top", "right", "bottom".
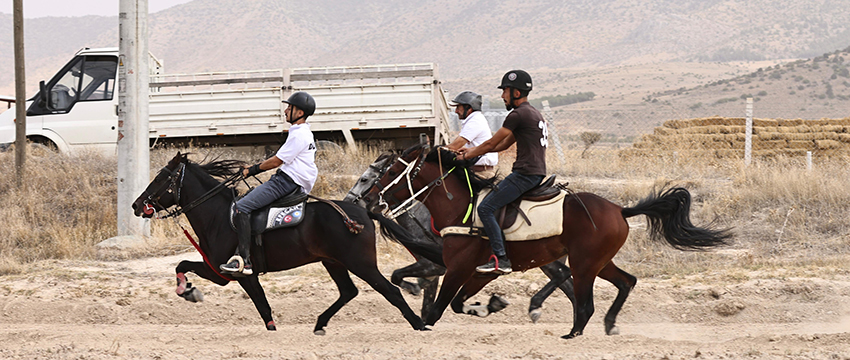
[
  {"left": 477, "top": 172, "right": 544, "bottom": 257},
  {"left": 235, "top": 170, "right": 300, "bottom": 213}
]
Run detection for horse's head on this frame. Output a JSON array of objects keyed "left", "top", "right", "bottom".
[
  {"left": 359, "top": 143, "right": 430, "bottom": 214},
  {"left": 344, "top": 151, "right": 396, "bottom": 207},
  {"left": 132, "top": 152, "right": 187, "bottom": 218}
]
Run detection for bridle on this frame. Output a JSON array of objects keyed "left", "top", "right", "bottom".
[
  {"left": 345, "top": 159, "right": 393, "bottom": 204},
  {"left": 142, "top": 161, "right": 241, "bottom": 219},
  {"left": 375, "top": 146, "right": 471, "bottom": 221}
]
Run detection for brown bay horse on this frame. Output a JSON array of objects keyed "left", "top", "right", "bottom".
[{"left": 361, "top": 144, "right": 732, "bottom": 338}]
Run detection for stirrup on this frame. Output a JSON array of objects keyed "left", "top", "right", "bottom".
[{"left": 220, "top": 255, "right": 244, "bottom": 273}]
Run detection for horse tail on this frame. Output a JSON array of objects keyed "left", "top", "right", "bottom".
[
  {"left": 621, "top": 187, "right": 731, "bottom": 251},
  {"left": 367, "top": 211, "right": 445, "bottom": 267}
]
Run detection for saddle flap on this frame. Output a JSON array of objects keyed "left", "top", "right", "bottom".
[{"left": 230, "top": 190, "right": 309, "bottom": 235}]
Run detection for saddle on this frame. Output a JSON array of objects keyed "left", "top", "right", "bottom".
[
  {"left": 230, "top": 190, "right": 309, "bottom": 235},
  {"left": 498, "top": 175, "right": 560, "bottom": 228},
  {"left": 440, "top": 175, "right": 567, "bottom": 241}
]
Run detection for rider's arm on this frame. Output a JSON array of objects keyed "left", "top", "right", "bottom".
[
  {"left": 458, "top": 127, "right": 514, "bottom": 159},
  {"left": 445, "top": 136, "right": 469, "bottom": 151}
]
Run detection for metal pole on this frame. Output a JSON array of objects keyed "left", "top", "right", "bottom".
[
  {"left": 13, "top": 0, "right": 26, "bottom": 189},
  {"left": 117, "top": 0, "right": 150, "bottom": 236},
  {"left": 744, "top": 97, "right": 753, "bottom": 166}
]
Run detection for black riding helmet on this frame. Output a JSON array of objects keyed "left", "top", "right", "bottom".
[
  {"left": 498, "top": 70, "right": 532, "bottom": 110},
  {"left": 282, "top": 91, "right": 316, "bottom": 123}
]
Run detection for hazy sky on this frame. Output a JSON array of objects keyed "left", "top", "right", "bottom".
[{"left": 0, "top": 0, "right": 193, "bottom": 18}]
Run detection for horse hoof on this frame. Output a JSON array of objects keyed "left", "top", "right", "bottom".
[
  {"left": 606, "top": 325, "right": 620, "bottom": 335},
  {"left": 179, "top": 287, "right": 204, "bottom": 303},
  {"left": 400, "top": 281, "right": 421, "bottom": 296},
  {"left": 529, "top": 308, "right": 542, "bottom": 323},
  {"left": 560, "top": 331, "right": 581, "bottom": 339},
  {"left": 314, "top": 329, "right": 326, "bottom": 336},
  {"left": 419, "top": 326, "right": 432, "bottom": 332},
  {"left": 266, "top": 321, "right": 276, "bottom": 331}
]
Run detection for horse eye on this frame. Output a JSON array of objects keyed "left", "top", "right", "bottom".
[{"left": 360, "top": 177, "right": 368, "bottom": 183}]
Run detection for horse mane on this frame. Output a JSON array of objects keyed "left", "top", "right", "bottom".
[
  {"left": 178, "top": 153, "right": 247, "bottom": 179},
  {"left": 423, "top": 146, "right": 495, "bottom": 193}
]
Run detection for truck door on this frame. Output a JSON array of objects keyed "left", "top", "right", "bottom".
[{"left": 31, "top": 55, "right": 119, "bottom": 150}]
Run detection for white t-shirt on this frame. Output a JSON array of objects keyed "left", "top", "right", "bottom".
[
  {"left": 459, "top": 111, "right": 498, "bottom": 166},
  {"left": 275, "top": 123, "right": 318, "bottom": 193}
]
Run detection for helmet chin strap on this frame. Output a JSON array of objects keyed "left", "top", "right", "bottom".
[{"left": 286, "top": 107, "right": 307, "bottom": 124}]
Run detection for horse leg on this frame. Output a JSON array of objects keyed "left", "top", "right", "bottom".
[
  {"left": 236, "top": 275, "right": 276, "bottom": 331},
  {"left": 418, "top": 275, "right": 440, "bottom": 318},
  {"left": 562, "top": 271, "right": 596, "bottom": 339},
  {"left": 314, "top": 260, "right": 359, "bottom": 335},
  {"left": 424, "top": 263, "right": 477, "bottom": 326},
  {"left": 390, "top": 259, "right": 446, "bottom": 296},
  {"left": 597, "top": 261, "right": 637, "bottom": 336},
  {"left": 346, "top": 261, "right": 426, "bottom": 331},
  {"left": 529, "top": 258, "right": 574, "bottom": 323},
  {"left": 449, "top": 274, "right": 500, "bottom": 317},
  {"left": 174, "top": 260, "right": 230, "bottom": 303}
]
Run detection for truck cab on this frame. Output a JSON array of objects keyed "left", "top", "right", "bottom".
[{"left": 0, "top": 48, "right": 160, "bottom": 153}]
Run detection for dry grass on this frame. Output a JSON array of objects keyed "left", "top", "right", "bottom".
[{"left": 2, "top": 143, "right": 850, "bottom": 280}]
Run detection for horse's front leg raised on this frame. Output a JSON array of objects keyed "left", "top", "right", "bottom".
[{"left": 175, "top": 260, "right": 231, "bottom": 303}]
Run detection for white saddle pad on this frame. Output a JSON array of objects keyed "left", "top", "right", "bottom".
[{"left": 440, "top": 189, "right": 566, "bottom": 241}]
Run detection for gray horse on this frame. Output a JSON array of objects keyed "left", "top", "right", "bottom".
[{"left": 344, "top": 152, "right": 576, "bottom": 322}]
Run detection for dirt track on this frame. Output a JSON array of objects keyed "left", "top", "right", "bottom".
[{"left": 1, "top": 253, "right": 849, "bottom": 360}]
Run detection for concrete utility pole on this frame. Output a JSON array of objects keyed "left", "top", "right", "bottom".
[
  {"left": 13, "top": 0, "right": 25, "bottom": 189},
  {"left": 117, "top": 0, "right": 150, "bottom": 236}
]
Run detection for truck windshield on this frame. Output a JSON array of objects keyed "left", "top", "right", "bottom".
[{"left": 45, "top": 55, "right": 118, "bottom": 112}]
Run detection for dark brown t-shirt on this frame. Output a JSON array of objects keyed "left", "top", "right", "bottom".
[{"left": 502, "top": 102, "right": 547, "bottom": 176}]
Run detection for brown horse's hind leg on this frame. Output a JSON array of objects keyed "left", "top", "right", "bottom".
[
  {"left": 313, "top": 260, "right": 359, "bottom": 335},
  {"left": 597, "top": 262, "right": 637, "bottom": 335}
]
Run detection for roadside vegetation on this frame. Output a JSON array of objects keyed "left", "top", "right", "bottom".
[{"left": 1, "top": 143, "right": 849, "bottom": 281}]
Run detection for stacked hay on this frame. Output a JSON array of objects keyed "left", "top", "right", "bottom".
[{"left": 623, "top": 116, "right": 850, "bottom": 158}]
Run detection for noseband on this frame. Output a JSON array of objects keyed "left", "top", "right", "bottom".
[{"left": 143, "top": 162, "right": 187, "bottom": 217}]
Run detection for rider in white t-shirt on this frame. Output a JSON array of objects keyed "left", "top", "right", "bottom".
[
  {"left": 220, "top": 91, "right": 318, "bottom": 275},
  {"left": 446, "top": 91, "right": 498, "bottom": 178}
]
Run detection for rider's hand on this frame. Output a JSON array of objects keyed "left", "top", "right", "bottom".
[{"left": 457, "top": 147, "right": 469, "bottom": 160}]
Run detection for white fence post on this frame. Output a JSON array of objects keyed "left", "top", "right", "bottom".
[{"left": 745, "top": 97, "right": 753, "bottom": 166}]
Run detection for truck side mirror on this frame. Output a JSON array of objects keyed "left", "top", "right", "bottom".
[{"left": 39, "top": 80, "right": 51, "bottom": 110}]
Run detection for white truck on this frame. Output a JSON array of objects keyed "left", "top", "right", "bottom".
[{"left": 0, "top": 47, "right": 453, "bottom": 154}]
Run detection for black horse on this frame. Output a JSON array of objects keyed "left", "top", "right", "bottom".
[
  {"left": 344, "top": 152, "right": 577, "bottom": 322},
  {"left": 132, "top": 152, "right": 443, "bottom": 334}
]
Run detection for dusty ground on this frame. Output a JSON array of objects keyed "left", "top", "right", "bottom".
[{"left": 1, "top": 249, "right": 849, "bottom": 360}]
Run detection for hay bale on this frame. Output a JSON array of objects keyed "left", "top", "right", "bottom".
[
  {"left": 753, "top": 118, "right": 778, "bottom": 127},
  {"left": 753, "top": 140, "right": 787, "bottom": 150},
  {"left": 838, "top": 134, "right": 850, "bottom": 143},
  {"left": 787, "top": 140, "right": 815, "bottom": 150},
  {"left": 815, "top": 139, "right": 842, "bottom": 150},
  {"left": 777, "top": 119, "right": 806, "bottom": 126}
]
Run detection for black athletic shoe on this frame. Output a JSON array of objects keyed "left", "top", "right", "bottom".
[
  {"left": 220, "top": 259, "right": 242, "bottom": 273},
  {"left": 476, "top": 255, "right": 512, "bottom": 274}
]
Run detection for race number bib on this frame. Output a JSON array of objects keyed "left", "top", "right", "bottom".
[{"left": 539, "top": 120, "right": 549, "bottom": 147}]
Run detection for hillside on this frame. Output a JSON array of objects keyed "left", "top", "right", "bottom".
[{"left": 2, "top": 0, "right": 850, "bottom": 138}]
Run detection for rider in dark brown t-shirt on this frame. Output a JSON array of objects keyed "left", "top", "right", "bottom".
[{"left": 458, "top": 70, "right": 548, "bottom": 274}]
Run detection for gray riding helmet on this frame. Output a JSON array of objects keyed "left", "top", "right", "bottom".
[{"left": 448, "top": 91, "right": 483, "bottom": 111}]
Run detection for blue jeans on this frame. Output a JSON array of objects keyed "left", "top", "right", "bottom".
[
  {"left": 477, "top": 172, "right": 544, "bottom": 257},
  {"left": 235, "top": 170, "right": 300, "bottom": 213}
]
